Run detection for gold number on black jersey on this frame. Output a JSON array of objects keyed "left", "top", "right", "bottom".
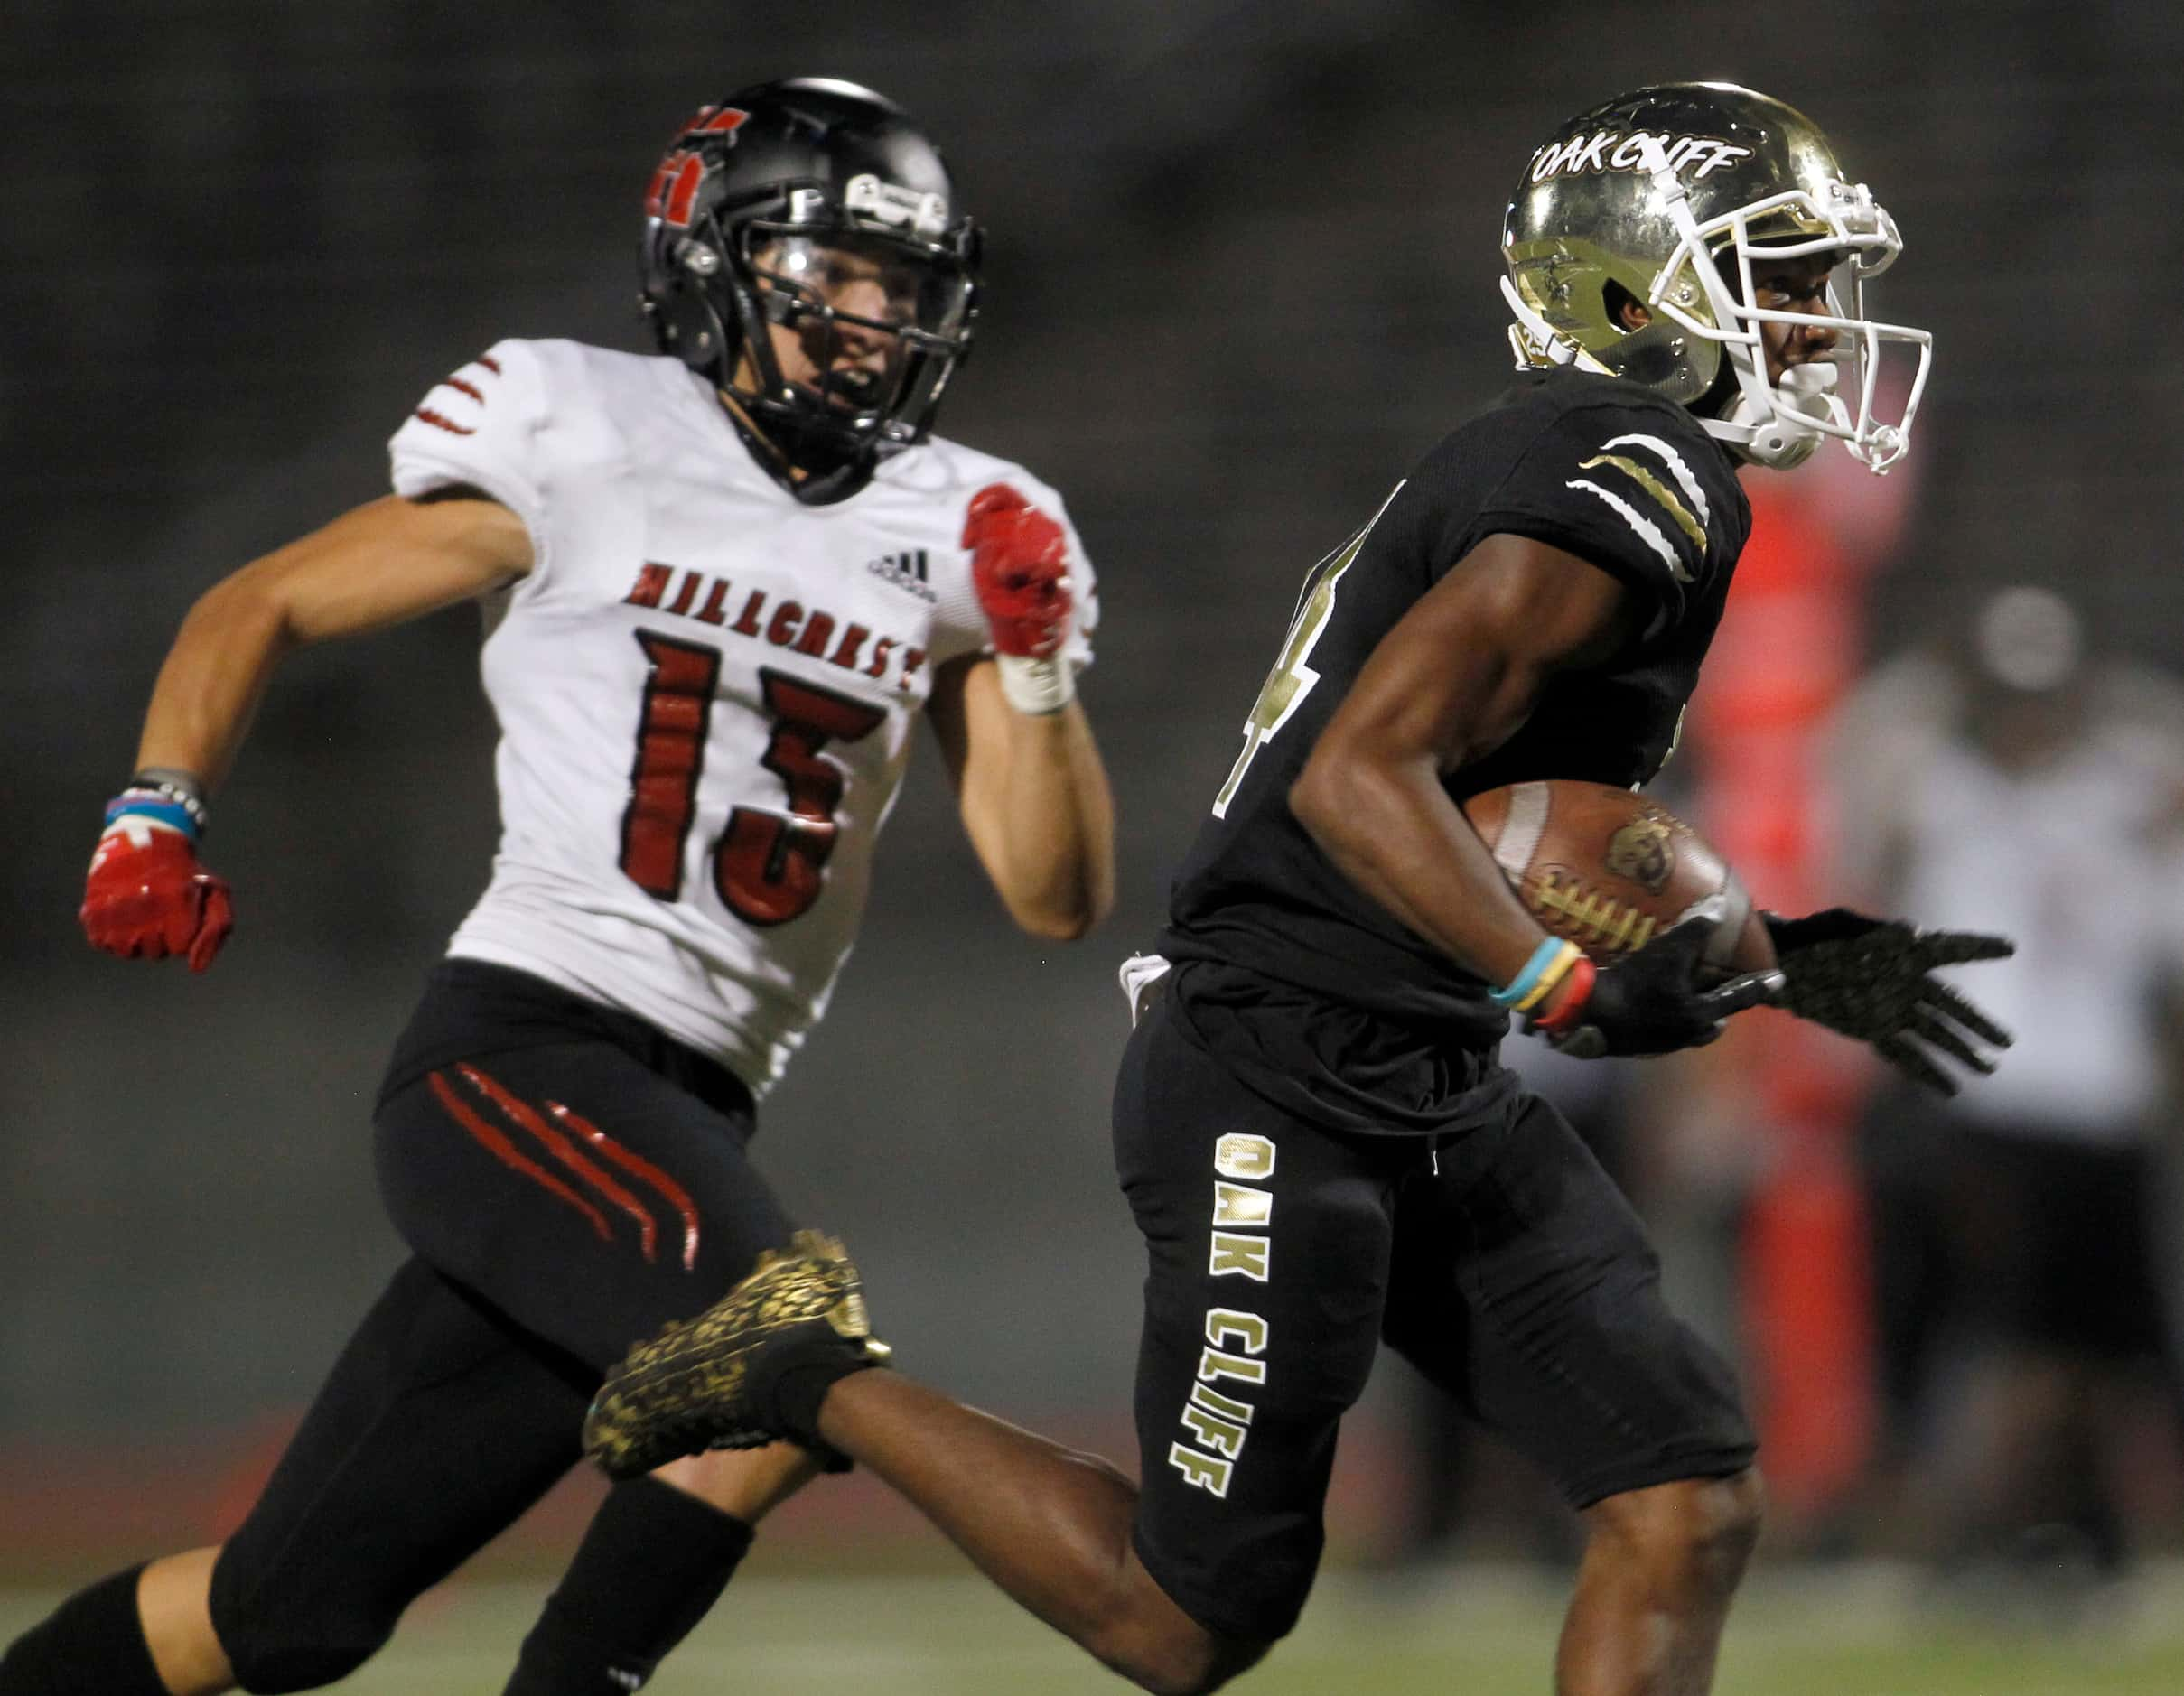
[{"left": 1210, "top": 483, "right": 1403, "bottom": 819}]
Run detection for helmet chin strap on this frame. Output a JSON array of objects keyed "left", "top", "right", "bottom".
[
  {"left": 1704, "top": 359, "right": 1841, "bottom": 470},
  {"left": 1629, "top": 135, "right": 1854, "bottom": 472}
]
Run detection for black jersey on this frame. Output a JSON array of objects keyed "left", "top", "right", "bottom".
[{"left": 1158, "top": 367, "right": 1752, "bottom": 1071}]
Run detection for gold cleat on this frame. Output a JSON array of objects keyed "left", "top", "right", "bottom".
[{"left": 583, "top": 1229, "right": 890, "bottom": 1480}]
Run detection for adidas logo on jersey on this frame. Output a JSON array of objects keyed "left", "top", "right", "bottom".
[{"left": 866, "top": 548, "right": 937, "bottom": 602}]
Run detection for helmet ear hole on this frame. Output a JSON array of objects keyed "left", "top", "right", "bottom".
[{"left": 1603, "top": 279, "right": 1648, "bottom": 333}]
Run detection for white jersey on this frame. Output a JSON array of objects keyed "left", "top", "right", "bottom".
[
  {"left": 1891, "top": 728, "right": 2184, "bottom": 1144},
  {"left": 387, "top": 337, "right": 1097, "bottom": 1094}
]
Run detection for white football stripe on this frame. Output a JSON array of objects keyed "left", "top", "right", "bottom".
[
  {"left": 1564, "top": 479, "right": 1683, "bottom": 577},
  {"left": 1490, "top": 781, "right": 1551, "bottom": 879},
  {"left": 1708, "top": 871, "right": 1752, "bottom": 972},
  {"left": 1600, "top": 433, "right": 1710, "bottom": 532}
]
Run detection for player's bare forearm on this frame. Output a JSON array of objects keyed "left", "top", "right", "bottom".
[
  {"left": 1293, "top": 741, "right": 1552, "bottom": 986},
  {"left": 986, "top": 699, "right": 1115, "bottom": 939},
  {"left": 932, "top": 658, "right": 1115, "bottom": 940},
  {"left": 132, "top": 493, "right": 532, "bottom": 790},
  {"left": 1292, "top": 533, "right": 1639, "bottom": 987},
  {"left": 134, "top": 568, "right": 295, "bottom": 791}
]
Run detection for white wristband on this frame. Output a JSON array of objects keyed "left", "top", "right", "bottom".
[{"left": 995, "top": 653, "right": 1074, "bottom": 715}]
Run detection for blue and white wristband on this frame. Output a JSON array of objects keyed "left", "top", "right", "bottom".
[{"left": 104, "top": 782, "right": 206, "bottom": 842}]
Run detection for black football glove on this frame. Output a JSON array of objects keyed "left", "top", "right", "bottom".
[
  {"left": 1762, "top": 909, "right": 2013, "bottom": 1095},
  {"left": 1543, "top": 899, "right": 1785, "bottom": 1060}
]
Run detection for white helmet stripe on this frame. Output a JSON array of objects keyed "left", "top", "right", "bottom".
[{"left": 1563, "top": 479, "right": 1691, "bottom": 582}]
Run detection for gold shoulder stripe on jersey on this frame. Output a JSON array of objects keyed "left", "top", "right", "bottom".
[
  {"left": 1577, "top": 453, "right": 1706, "bottom": 549},
  {"left": 1562, "top": 478, "right": 1691, "bottom": 582}
]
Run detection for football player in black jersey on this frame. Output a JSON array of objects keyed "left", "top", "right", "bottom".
[{"left": 580, "top": 83, "right": 2011, "bottom": 1695}]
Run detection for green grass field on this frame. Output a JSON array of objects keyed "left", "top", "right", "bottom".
[{"left": 11, "top": 1561, "right": 2184, "bottom": 1694}]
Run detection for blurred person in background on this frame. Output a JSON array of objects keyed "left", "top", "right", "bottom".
[
  {"left": 580, "top": 84, "right": 2012, "bottom": 1696},
  {"left": 1836, "top": 584, "right": 2184, "bottom": 1584},
  {"left": 5, "top": 79, "right": 1113, "bottom": 1696}
]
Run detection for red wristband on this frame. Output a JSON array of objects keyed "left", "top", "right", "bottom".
[{"left": 1529, "top": 955, "right": 1597, "bottom": 1036}]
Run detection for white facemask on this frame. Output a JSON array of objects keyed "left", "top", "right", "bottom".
[{"left": 1637, "top": 136, "right": 1930, "bottom": 473}]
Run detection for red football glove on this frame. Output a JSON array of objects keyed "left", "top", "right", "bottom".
[
  {"left": 963, "top": 483, "right": 1073, "bottom": 662},
  {"left": 80, "top": 821, "right": 235, "bottom": 973}
]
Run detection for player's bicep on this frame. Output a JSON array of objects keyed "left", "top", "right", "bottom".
[
  {"left": 1313, "top": 533, "right": 1639, "bottom": 776},
  {"left": 230, "top": 491, "right": 535, "bottom": 646}
]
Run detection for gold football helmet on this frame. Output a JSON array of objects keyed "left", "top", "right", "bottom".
[{"left": 1502, "top": 82, "right": 1929, "bottom": 473}]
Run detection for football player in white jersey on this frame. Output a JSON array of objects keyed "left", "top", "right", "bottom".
[{"left": 13, "top": 79, "right": 1113, "bottom": 1696}]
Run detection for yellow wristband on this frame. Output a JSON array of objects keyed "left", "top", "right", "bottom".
[{"left": 1510, "top": 941, "right": 1583, "bottom": 1014}]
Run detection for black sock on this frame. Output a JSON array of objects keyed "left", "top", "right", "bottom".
[
  {"left": 0, "top": 1565, "right": 168, "bottom": 1696},
  {"left": 502, "top": 1479, "right": 754, "bottom": 1694},
  {"left": 773, "top": 1351, "right": 885, "bottom": 1466}
]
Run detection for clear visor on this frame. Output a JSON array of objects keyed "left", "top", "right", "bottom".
[
  {"left": 1649, "top": 181, "right": 1932, "bottom": 472},
  {"left": 746, "top": 228, "right": 971, "bottom": 340},
  {"left": 740, "top": 226, "right": 974, "bottom": 431}
]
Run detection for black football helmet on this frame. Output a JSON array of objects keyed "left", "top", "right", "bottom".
[{"left": 639, "top": 79, "right": 981, "bottom": 501}]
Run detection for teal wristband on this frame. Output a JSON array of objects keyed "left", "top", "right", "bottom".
[{"left": 1489, "top": 937, "right": 1567, "bottom": 1007}]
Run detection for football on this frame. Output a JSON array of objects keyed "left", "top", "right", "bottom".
[{"left": 1460, "top": 780, "right": 1776, "bottom": 977}]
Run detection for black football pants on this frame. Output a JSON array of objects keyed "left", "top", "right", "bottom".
[
  {"left": 1114, "top": 988, "right": 1757, "bottom": 1642},
  {"left": 207, "top": 964, "right": 797, "bottom": 1691}
]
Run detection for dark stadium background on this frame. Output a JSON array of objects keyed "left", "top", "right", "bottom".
[{"left": 7, "top": 0, "right": 2181, "bottom": 1656}]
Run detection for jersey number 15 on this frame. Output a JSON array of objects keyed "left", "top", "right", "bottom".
[{"left": 618, "top": 631, "right": 886, "bottom": 926}]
